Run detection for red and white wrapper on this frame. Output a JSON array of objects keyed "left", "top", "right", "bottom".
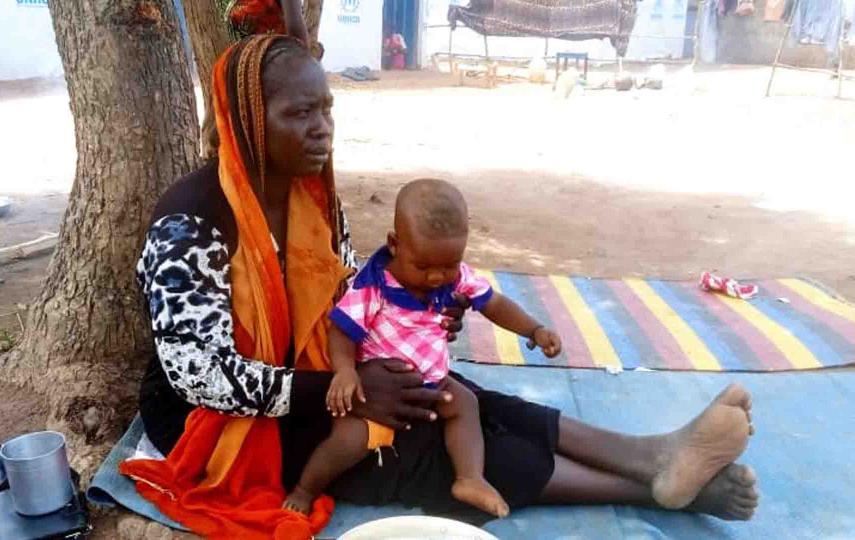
[{"left": 699, "top": 271, "right": 759, "bottom": 300}]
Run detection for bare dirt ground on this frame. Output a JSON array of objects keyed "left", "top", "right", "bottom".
[{"left": 1, "top": 66, "right": 854, "bottom": 537}]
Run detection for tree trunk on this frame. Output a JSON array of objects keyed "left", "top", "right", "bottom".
[
  {"left": 0, "top": 0, "right": 199, "bottom": 477},
  {"left": 303, "top": 0, "right": 324, "bottom": 58},
  {"left": 180, "top": 0, "right": 231, "bottom": 126}
]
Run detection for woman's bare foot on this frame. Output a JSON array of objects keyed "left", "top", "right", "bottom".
[
  {"left": 652, "top": 384, "right": 753, "bottom": 509},
  {"left": 283, "top": 485, "right": 314, "bottom": 515},
  {"left": 687, "top": 464, "right": 759, "bottom": 520},
  {"left": 452, "top": 477, "right": 510, "bottom": 518}
]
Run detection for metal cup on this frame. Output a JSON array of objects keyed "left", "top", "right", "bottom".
[{"left": 0, "top": 431, "right": 74, "bottom": 516}]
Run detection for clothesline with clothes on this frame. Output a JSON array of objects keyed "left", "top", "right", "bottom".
[
  {"left": 698, "top": 0, "right": 763, "bottom": 62},
  {"left": 700, "top": 0, "right": 854, "bottom": 62},
  {"left": 765, "top": 0, "right": 855, "bottom": 97},
  {"left": 787, "top": 0, "right": 855, "bottom": 55}
]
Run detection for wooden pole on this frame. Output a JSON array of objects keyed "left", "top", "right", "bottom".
[
  {"left": 769, "top": 63, "right": 855, "bottom": 78},
  {"left": 764, "top": 0, "right": 850, "bottom": 98},
  {"left": 766, "top": 0, "right": 797, "bottom": 97},
  {"left": 448, "top": 27, "right": 455, "bottom": 72},
  {"left": 692, "top": 0, "right": 704, "bottom": 68},
  {"left": 836, "top": 25, "right": 845, "bottom": 98},
  {"left": 484, "top": 34, "right": 490, "bottom": 58}
]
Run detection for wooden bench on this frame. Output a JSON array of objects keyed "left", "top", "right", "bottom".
[{"left": 450, "top": 58, "right": 498, "bottom": 89}]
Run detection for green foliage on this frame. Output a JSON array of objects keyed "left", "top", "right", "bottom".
[
  {"left": 0, "top": 329, "right": 17, "bottom": 353},
  {"left": 213, "top": 0, "right": 243, "bottom": 41},
  {"left": 214, "top": 0, "right": 234, "bottom": 16}
]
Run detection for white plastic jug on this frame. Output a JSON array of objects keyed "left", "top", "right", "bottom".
[{"left": 528, "top": 56, "right": 547, "bottom": 83}]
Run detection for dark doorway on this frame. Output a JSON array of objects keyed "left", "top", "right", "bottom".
[{"left": 383, "top": 0, "right": 419, "bottom": 69}]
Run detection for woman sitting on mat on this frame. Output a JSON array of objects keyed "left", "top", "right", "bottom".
[{"left": 122, "top": 35, "right": 759, "bottom": 539}]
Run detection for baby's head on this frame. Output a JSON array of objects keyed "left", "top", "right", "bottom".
[{"left": 388, "top": 179, "right": 469, "bottom": 293}]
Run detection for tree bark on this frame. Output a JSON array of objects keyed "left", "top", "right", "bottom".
[
  {"left": 180, "top": 0, "right": 231, "bottom": 123},
  {"left": 0, "top": 0, "right": 199, "bottom": 477}
]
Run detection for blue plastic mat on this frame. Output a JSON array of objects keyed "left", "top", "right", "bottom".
[{"left": 88, "top": 363, "right": 855, "bottom": 539}]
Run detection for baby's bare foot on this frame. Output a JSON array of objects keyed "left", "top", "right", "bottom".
[
  {"left": 452, "top": 477, "right": 510, "bottom": 518},
  {"left": 652, "top": 384, "right": 753, "bottom": 509},
  {"left": 283, "top": 485, "right": 314, "bottom": 515},
  {"left": 687, "top": 464, "right": 759, "bottom": 520}
]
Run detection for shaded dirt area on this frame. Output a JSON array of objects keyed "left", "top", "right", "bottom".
[
  {"left": 0, "top": 381, "right": 46, "bottom": 444},
  {"left": 339, "top": 170, "right": 855, "bottom": 293}
]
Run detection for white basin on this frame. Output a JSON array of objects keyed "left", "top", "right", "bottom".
[{"left": 338, "top": 516, "right": 499, "bottom": 540}]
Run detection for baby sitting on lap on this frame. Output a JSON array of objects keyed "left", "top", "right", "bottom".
[{"left": 285, "top": 179, "right": 562, "bottom": 516}]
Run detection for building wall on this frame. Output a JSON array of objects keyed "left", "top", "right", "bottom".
[
  {"left": 0, "top": 0, "right": 385, "bottom": 80},
  {"left": 0, "top": 0, "right": 194, "bottom": 81},
  {"left": 319, "top": 0, "right": 384, "bottom": 72},
  {"left": 0, "top": 0, "right": 62, "bottom": 81}
]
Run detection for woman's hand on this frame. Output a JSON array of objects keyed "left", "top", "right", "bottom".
[
  {"left": 352, "top": 359, "right": 452, "bottom": 430},
  {"left": 441, "top": 293, "right": 470, "bottom": 342}
]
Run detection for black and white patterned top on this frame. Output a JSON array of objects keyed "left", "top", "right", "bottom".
[
  {"left": 135, "top": 165, "right": 560, "bottom": 508},
  {"left": 136, "top": 160, "right": 356, "bottom": 422}
]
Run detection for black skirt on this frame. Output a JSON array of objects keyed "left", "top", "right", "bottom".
[
  {"left": 141, "top": 367, "right": 560, "bottom": 517},
  {"left": 278, "top": 372, "right": 559, "bottom": 515}
]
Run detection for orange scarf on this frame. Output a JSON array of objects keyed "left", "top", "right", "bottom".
[{"left": 121, "top": 43, "right": 349, "bottom": 539}]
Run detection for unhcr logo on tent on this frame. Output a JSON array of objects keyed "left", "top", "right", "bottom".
[{"left": 338, "top": 0, "right": 361, "bottom": 23}]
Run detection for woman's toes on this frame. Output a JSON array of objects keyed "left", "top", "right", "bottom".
[
  {"left": 735, "top": 494, "right": 759, "bottom": 508},
  {"left": 734, "top": 505, "right": 756, "bottom": 520},
  {"left": 728, "top": 464, "right": 757, "bottom": 487},
  {"left": 717, "top": 384, "right": 752, "bottom": 411}
]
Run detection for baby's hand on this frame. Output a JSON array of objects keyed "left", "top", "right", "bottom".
[
  {"left": 527, "top": 327, "right": 562, "bottom": 358},
  {"left": 326, "top": 367, "right": 365, "bottom": 417}
]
